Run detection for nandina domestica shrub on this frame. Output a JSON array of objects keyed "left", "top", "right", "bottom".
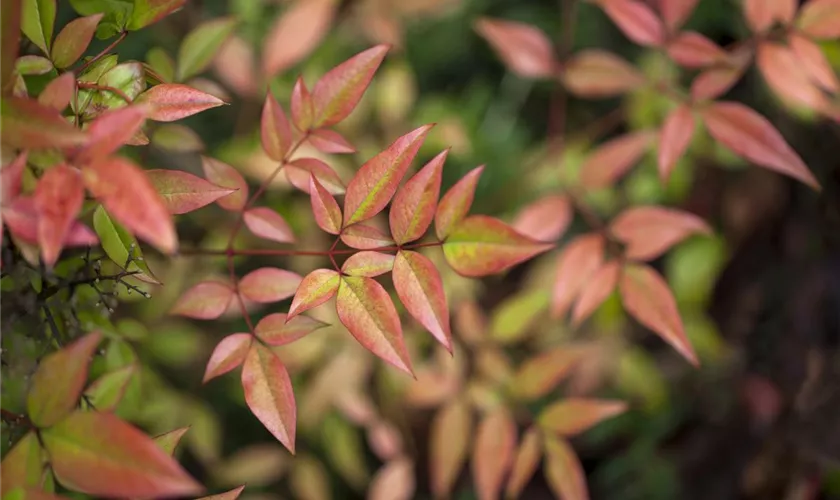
[{"left": 2, "top": 0, "right": 839, "bottom": 498}]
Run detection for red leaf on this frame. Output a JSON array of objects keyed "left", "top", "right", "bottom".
[
  {"left": 544, "top": 436, "right": 588, "bottom": 500},
  {"left": 369, "top": 458, "right": 415, "bottom": 500},
  {"left": 203, "top": 333, "right": 252, "bottom": 383},
  {"left": 429, "top": 399, "right": 472, "bottom": 498},
  {"left": 336, "top": 276, "right": 414, "bottom": 375},
  {"left": 562, "top": 50, "right": 646, "bottom": 97},
  {"left": 344, "top": 124, "right": 432, "bottom": 225},
  {"left": 580, "top": 130, "right": 655, "bottom": 188},
  {"left": 474, "top": 18, "right": 558, "bottom": 79},
  {"left": 620, "top": 263, "right": 698, "bottom": 365},
  {"left": 443, "top": 215, "right": 553, "bottom": 278},
  {"left": 435, "top": 165, "right": 484, "bottom": 240},
  {"left": 137, "top": 83, "right": 225, "bottom": 122},
  {"left": 287, "top": 268, "right": 340, "bottom": 320},
  {"left": 308, "top": 128, "right": 355, "bottom": 154},
  {"left": 538, "top": 398, "right": 627, "bottom": 436},
  {"left": 261, "top": 93, "right": 293, "bottom": 161},
  {"left": 598, "top": 0, "right": 665, "bottom": 46},
  {"left": 243, "top": 207, "right": 295, "bottom": 243},
  {"left": 27, "top": 332, "right": 102, "bottom": 428},
  {"left": 34, "top": 164, "right": 83, "bottom": 266},
  {"left": 82, "top": 156, "right": 177, "bottom": 254},
  {"left": 666, "top": 31, "right": 728, "bottom": 68},
  {"left": 701, "top": 101, "right": 820, "bottom": 190},
  {"left": 309, "top": 175, "right": 342, "bottom": 234},
  {"left": 75, "top": 105, "right": 150, "bottom": 164},
  {"left": 511, "top": 346, "right": 582, "bottom": 401},
  {"left": 3, "top": 197, "right": 93, "bottom": 248},
  {"left": 51, "top": 14, "right": 102, "bottom": 68},
  {"left": 512, "top": 195, "right": 572, "bottom": 242},
  {"left": 146, "top": 169, "right": 236, "bottom": 215},
  {"left": 170, "top": 281, "right": 235, "bottom": 319},
  {"left": 472, "top": 408, "right": 517, "bottom": 500},
  {"left": 611, "top": 205, "right": 711, "bottom": 261},
  {"left": 789, "top": 33, "right": 839, "bottom": 93},
  {"left": 290, "top": 77, "right": 314, "bottom": 131},
  {"left": 341, "top": 223, "right": 395, "bottom": 250},
  {"left": 262, "top": 0, "right": 335, "bottom": 78},
  {"left": 571, "top": 260, "right": 621, "bottom": 325},
  {"left": 341, "top": 251, "right": 395, "bottom": 277},
  {"left": 1, "top": 97, "right": 87, "bottom": 150},
  {"left": 201, "top": 156, "right": 249, "bottom": 211},
  {"left": 196, "top": 485, "right": 247, "bottom": 500},
  {"left": 506, "top": 427, "right": 542, "bottom": 499},
  {"left": 311, "top": 45, "right": 389, "bottom": 128},
  {"left": 2, "top": 152, "right": 26, "bottom": 201},
  {"left": 254, "top": 313, "right": 328, "bottom": 346},
  {"left": 796, "top": 0, "right": 840, "bottom": 39},
  {"left": 284, "top": 158, "right": 345, "bottom": 195},
  {"left": 757, "top": 42, "right": 830, "bottom": 111},
  {"left": 42, "top": 411, "right": 202, "bottom": 498},
  {"left": 657, "top": 105, "right": 695, "bottom": 182},
  {"left": 744, "top": 0, "right": 797, "bottom": 33},
  {"left": 393, "top": 250, "right": 452, "bottom": 352},
  {"left": 242, "top": 343, "right": 297, "bottom": 452},
  {"left": 239, "top": 267, "right": 302, "bottom": 303},
  {"left": 38, "top": 72, "right": 75, "bottom": 110},
  {"left": 657, "top": 0, "right": 700, "bottom": 31},
  {"left": 390, "top": 149, "right": 447, "bottom": 244},
  {"left": 552, "top": 233, "right": 605, "bottom": 318}
]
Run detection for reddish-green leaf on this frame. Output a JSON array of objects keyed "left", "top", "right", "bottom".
[
  {"left": 152, "top": 427, "right": 190, "bottom": 456},
  {"left": 242, "top": 343, "right": 297, "bottom": 453},
  {"left": 435, "top": 165, "right": 484, "bottom": 240},
  {"left": 658, "top": 104, "right": 695, "bottom": 182},
  {"left": 204, "top": 333, "right": 252, "bottom": 383},
  {"left": 512, "top": 195, "right": 572, "bottom": 242},
  {"left": 287, "top": 268, "right": 340, "bottom": 320},
  {"left": 544, "top": 436, "right": 587, "bottom": 500},
  {"left": 81, "top": 156, "right": 177, "bottom": 254},
  {"left": 42, "top": 410, "right": 202, "bottom": 497},
  {"left": 562, "top": 50, "right": 645, "bottom": 97},
  {"left": 666, "top": 31, "right": 728, "bottom": 68},
  {"left": 393, "top": 250, "right": 452, "bottom": 352},
  {"left": 580, "top": 130, "right": 655, "bottom": 188},
  {"left": 658, "top": 0, "right": 699, "bottom": 31},
  {"left": 239, "top": 267, "right": 302, "bottom": 303},
  {"left": 290, "top": 77, "right": 314, "bottom": 131},
  {"left": 170, "top": 281, "right": 235, "bottom": 320},
  {"left": 430, "top": 399, "right": 472, "bottom": 498},
  {"left": 311, "top": 44, "right": 389, "bottom": 128},
  {"left": 1, "top": 97, "right": 87, "bottom": 150},
  {"left": 797, "top": 0, "right": 840, "bottom": 39},
  {"left": 789, "top": 33, "right": 839, "bottom": 93},
  {"left": 176, "top": 17, "right": 237, "bottom": 82},
  {"left": 146, "top": 169, "right": 236, "bottom": 215},
  {"left": 511, "top": 346, "right": 582, "bottom": 401},
  {"left": 34, "top": 164, "right": 84, "bottom": 267},
  {"left": 51, "top": 14, "right": 102, "bottom": 68},
  {"left": 571, "top": 261, "right": 620, "bottom": 326},
  {"left": 201, "top": 156, "right": 249, "bottom": 211},
  {"left": 128, "top": 0, "right": 186, "bottom": 30},
  {"left": 262, "top": 0, "right": 334, "bottom": 78},
  {"left": 390, "top": 149, "right": 446, "bottom": 244},
  {"left": 702, "top": 101, "right": 820, "bottom": 190},
  {"left": 341, "top": 251, "right": 395, "bottom": 277},
  {"left": 341, "top": 223, "right": 394, "bottom": 250},
  {"left": 27, "top": 331, "right": 101, "bottom": 427},
  {"left": 506, "top": 427, "right": 542, "bottom": 499},
  {"left": 538, "top": 398, "right": 628, "bottom": 436},
  {"left": 254, "top": 313, "right": 328, "bottom": 346},
  {"left": 475, "top": 18, "right": 558, "bottom": 78},
  {"left": 336, "top": 276, "right": 413, "bottom": 375},
  {"left": 76, "top": 104, "right": 150, "bottom": 164},
  {"left": 611, "top": 206, "right": 711, "bottom": 261},
  {"left": 444, "top": 215, "right": 553, "bottom": 278},
  {"left": 84, "top": 364, "right": 136, "bottom": 412},
  {"left": 196, "top": 485, "right": 247, "bottom": 500},
  {"left": 552, "top": 233, "right": 605, "bottom": 318},
  {"left": 243, "top": 207, "right": 295, "bottom": 243},
  {"left": 343, "top": 125, "right": 432, "bottom": 225},
  {"left": 284, "top": 158, "right": 345, "bottom": 195},
  {"left": 261, "top": 92, "right": 292, "bottom": 162},
  {"left": 0, "top": 432, "right": 45, "bottom": 493},
  {"left": 38, "top": 72, "right": 75, "bottom": 110},
  {"left": 308, "top": 128, "right": 355, "bottom": 154},
  {"left": 620, "top": 263, "right": 698, "bottom": 365},
  {"left": 472, "top": 408, "right": 517, "bottom": 500},
  {"left": 309, "top": 175, "right": 342, "bottom": 234},
  {"left": 21, "top": 0, "right": 55, "bottom": 55},
  {"left": 137, "top": 83, "right": 225, "bottom": 122}
]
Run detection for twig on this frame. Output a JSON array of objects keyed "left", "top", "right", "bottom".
[
  {"left": 76, "top": 82, "right": 133, "bottom": 104},
  {"left": 75, "top": 31, "right": 127, "bottom": 75}
]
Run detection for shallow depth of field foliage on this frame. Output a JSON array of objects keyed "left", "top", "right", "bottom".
[{"left": 2, "top": 0, "right": 840, "bottom": 499}]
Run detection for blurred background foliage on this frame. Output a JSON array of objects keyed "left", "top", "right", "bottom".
[{"left": 4, "top": 0, "right": 840, "bottom": 499}]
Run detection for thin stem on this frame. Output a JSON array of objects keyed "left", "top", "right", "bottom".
[
  {"left": 0, "top": 409, "right": 31, "bottom": 428},
  {"left": 75, "top": 31, "right": 127, "bottom": 75},
  {"left": 76, "top": 82, "right": 132, "bottom": 104}
]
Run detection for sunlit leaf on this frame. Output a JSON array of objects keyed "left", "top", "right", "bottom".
[
  {"left": 472, "top": 408, "right": 517, "bottom": 500},
  {"left": 21, "top": 0, "right": 56, "bottom": 55},
  {"left": 341, "top": 251, "right": 395, "bottom": 277},
  {"left": 284, "top": 158, "right": 345, "bottom": 195},
  {"left": 34, "top": 164, "right": 84, "bottom": 266},
  {"left": 254, "top": 313, "right": 328, "bottom": 346},
  {"left": 657, "top": 104, "right": 695, "bottom": 182},
  {"left": 177, "top": 16, "right": 237, "bottom": 81},
  {"left": 512, "top": 195, "right": 572, "bottom": 242},
  {"left": 243, "top": 207, "right": 295, "bottom": 243},
  {"left": 239, "top": 267, "right": 302, "bottom": 303},
  {"left": 204, "top": 333, "right": 251, "bottom": 383},
  {"left": 580, "top": 130, "right": 655, "bottom": 188},
  {"left": 435, "top": 165, "right": 484, "bottom": 240},
  {"left": 390, "top": 149, "right": 446, "bottom": 244},
  {"left": 201, "top": 156, "right": 249, "bottom": 211},
  {"left": 475, "top": 17, "right": 558, "bottom": 78},
  {"left": 552, "top": 233, "right": 604, "bottom": 318},
  {"left": 76, "top": 104, "right": 150, "bottom": 164},
  {"left": 571, "top": 260, "right": 620, "bottom": 326},
  {"left": 261, "top": 92, "right": 293, "bottom": 162},
  {"left": 562, "top": 50, "right": 645, "bottom": 97},
  {"left": 307, "top": 129, "right": 355, "bottom": 154},
  {"left": 506, "top": 427, "right": 542, "bottom": 499},
  {"left": 340, "top": 223, "right": 394, "bottom": 250},
  {"left": 1, "top": 97, "right": 87, "bottom": 150},
  {"left": 309, "top": 175, "right": 342, "bottom": 234},
  {"left": 287, "top": 268, "right": 340, "bottom": 320},
  {"left": 137, "top": 83, "right": 225, "bottom": 122},
  {"left": 262, "top": 0, "right": 335, "bottom": 78},
  {"left": 510, "top": 346, "right": 582, "bottom": 401},
  {"left": 368, "top": 458, "right": 414, "bottom": 500},
  {"left": 429, "top": 399, "right": 472, "bottom": 498},
  {"left": 538, "top": 398, "right": 628, "bottom": 436},
  {"left": 51, "top": 14, "right": 102, "bottom": 68},
  {"left": 170, "top": 281, "right": 235, "bottom": 320},
  {"left": 241, "top": 343, "right": 297, "bottom": 453},
  {"left": 544, "top": 435, "right": 587, "bottom": 500},
  {"left": 610, "top": 206, "right": 711, "bottom": 261},
  {"left": 393, "top": 250, "right": 452, "bottom": 351},
  {"left": 84, "top": 364, "right": 136, "bottom": 411},
  {"left": 146, "top": 169, "right": 236, "bottom": 215}
]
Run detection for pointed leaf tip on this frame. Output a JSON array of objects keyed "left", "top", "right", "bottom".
[
  {"left": 393, "top": 251, "right": 452, "bottom": 352},
  {"left": 242, "top": 343, "right": 297, "bottom": 453}
]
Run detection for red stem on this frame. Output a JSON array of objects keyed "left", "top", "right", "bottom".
[
  {"left": 76, "top": 82, "right": 133, "bottom": 104},
  {"left": 75, "top": 31, "right": 127, "bottom": 74}
]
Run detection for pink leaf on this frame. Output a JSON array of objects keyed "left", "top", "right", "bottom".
[
  {"left": 552, "top": 233, "right": 605, "bottom": 318},
  {"left": 341, "top": 251, "right": 395, "bottom": 277},
  {"left": 562, "top": 50, "right": 646, "bottom": 97},
  {"left": 75, "top": 105, "right": 150, "bottom": 164},
  {"left": 434, "top": 165, "right": 484, "bottom": 240},
  {"left": 474, "top": 18, "right": 558, "bottom": 78},
  {"left": 284, "top": 158, "right": 345, "bottom": 195},
  {"left": 690, "top": 63, "right": 747, "bottom": 101},
  {"left": 369, "top": 458, "right": 415, "bottom": 500},
  {"left": 146, "top": 169, "right": 236, "bottom": 215},
  {"left": 580, "top": 130, "right": 655, "bottom": 188},
  {"left": 598, "top": 0, "right": 665, "bottom": 46},
  {"left": 743, "top": 0, "right": 797, "bottom": 33},
  {"left": 757, "top": 42, "right": 830, "bottom": 111},
  {"left": 390, "top": 149, "right": 447, "bottom": 244},
  {"left": 620, "top": 263, "right": 698, "bottom": 365},
  {"left": 203, "top": 333, "right": 252, "bottom": 383},
  {"left": 2, "top": 151, "right": 26, "bottom": 201},
  {"left": 242, "top": 343, "right": 297, "bottom": 453},
  {"left": 393, "top": 250, "right": 452, "bottom": 352},
  {"left": 243, "top": 207, "right": 295, "bottom": 243},
  {"left": 657, "top": 0, "right": 700, "bottom": 31},
  {"left": 170, "top": 281, "right": 235, "bottom": 319},
  {"left": 34, "top": 164, "right": 83, "bottom": 267},
  {"left": 1, "top": 97, "right": 87, "bottom": 150},
  {"left": 341, "top": 223, "right": 394, "bottom": 249},
  {"left": 796, "top": 0, "right": 840, "bottom": 39},
  {"left": 343, "top": 124, "right": 433, "bottom": 225},
  {"left": 512, "top": 195, "right": 572, "bottom": 242},
  {"left": 51, "top": 14, "right": 102, "bottom": 68},
  {"left": 666, "top": 31, "right": 728, "bottom": 68},
  {"left": 262, "top": 0, "right": 335, "bottom": 78},
  {"left": 287, "top": 268, "right": 340, "bottom": 320},
  {"left": 261, "top": 92, "right": 293, "bottom": 162},
  {"left": 336, "top": 276, "right": 414, "bottom": 375},
  {"left": 701, "top": 101, "right": 820, "bottom": 190},
  {"left": 309, "top": 175, "right": 342, "bottom": 234},
  {"left": 610, "top": 205, "right": 711, "bottom": 261},
  {"left": 571, "top": 260, "right": 621, "bottom": 326},
  {"left": 506, "top": 427, "right": 543, "bottom": 499},
  {"left": 201, "top": 156, "right": 249, "bottom": 211},
  {"left": 38, "top": 72, "right": 75, "bottom": 110},
  {"left": 290, "top": 77, "right": 314, "bottom": 131},
  {"left": 472, "top": 408, "right": 517, "bottom": 500},
  {"left": 255, "top": 313, "right": 328, "bottom": 346},
  {"left": 311, "top": 44, "right": 389, "bottom": 128},
  {"left": 308, "top": 128, "right": 356, "bottom": 154},
  {"left": 137, "top": 83, "right": 225, "bottom": 122},
  {"left": 657, "top": 104, "right": 695, "bottom": 182},
  {"left": 239, "top": 267, "right": 302, "bottom": 303},
  {"left": 544, "top": 436, "right": 588, "bottom": 500},
  {"left": 789, "top": 33, "right": 839, "bottom": 93}
]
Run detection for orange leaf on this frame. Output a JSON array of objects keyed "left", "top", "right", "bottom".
[
  {"left": 789, "top": 33, "right": 839, "bottom": 93},
  {"left": 254, "top": 313, "right": 328, "bottom": 346},
  {"left": 506, "top": 427, "right": 542, "bottom": 499},
  {"left": 538, "top": 398, "right": 628, "bottom": 436},
  {"left": 598, "top": 0, "right": 665, "bottom": 46},
  {"left": 261, "top": 92, "right": 293, "bottom": 161},
  {"left": 429, "top": 398, "right": 472, "bottom": 498},
  {"left": 657, "top": 104, "right": 695, "bottom": 182},
  {"left": 551, "top": 233, "right": 605, "bottom": 318},
  {"left": 393, "top": 250, "right": 452, "bottom": 352},
  {"left": 287, "top": 268, "right": 340, "bottom": 320},
  {"left": 311, "top": 45, "right": 389, "bottom": 128},
  {"left": 666, "top": 31, "right": 728, "bottom": 68},
  {"left": 510, "top": 346, "right": 582, "bottom": 401},
  {"left": 571, "top": 260, "right": 621, "bottom": 326},
  {"left": 610, "top": 205, "right": 711, "bottom": 261},
  {"left": 340, "top": 223, "right": 394, "bottom": 250},
  {"left": 239, "top": 267, "right": 302, "bottom": 303},
  {"left": 284, "top": 158, "right": 345, "bottom": 195},
  {"left": 474, "top": 18, "right": 558, "bottom": 79},
  {"left": 203, "top": 333, "right": 252, "bottom": 383},
  {"left": 512, "top": 195, "right": 572, "bottom": 242},
  {"left": 390, "top": 149, "right": 447, "bottom": 244},
  {"left": 796, "top": 0, "right": 840, "bottom": 39},
  {"left": 262, "top": 0, "right": 335, "bottom": 78},
  {"left": 51, "top": 14, "right": 102, "bottom": 68},
  {"left": 544, "top": 435, "right": 588, "bottom": 500},
  {"left": 368, "top": 458, "right": 415, "bottom": 500},
  {"left": 701, "top": 101, "right": 820, "bottom": 190},
  {"left": 472, "top": 408, "right": 517, "bottom": 500},
  {"left": 562, "top": 50, "right": 645, "bottom": 97},
  {"left": 757, "top": 42, "right": 830, "bottom": 112},
  {"left": 170, "top": 281, "right": 235, "bottom": 319},
  {"left": 620, "top": 263, "right": 698, "bottom": 365},
  {"left": 341, "top": 251, "right": 395, "bottom": 277},
  {"left": 1, "top": 97, "right": 87, "bottom": 150},
  {"left": 34, "top": 164, "right": 83, "bottom": 266},
  {"left": 201, "top": 156, "right": 249, "bottom": 211},
  {"left": 241, "top": 343, "right": 297, "bottom": 453},
  {"left": 580, "top": 130, "right": 655, "bottom": 188},
  {"left": 309, "top": 175, "right": 342, "bottom": 235},
  {"left": 435, "top": 165, "right": 484, "bottom": 240},
  {"left": 137, "top": 83, "right": 225, "bottom": 122},
  {"left": 307, "top": 128, "right": 356, "bottom": 154},
  {"left": 146, "top": 169, "right": 236, "bottom": 215},
  {"left": 243, "top": 207, "right": 295, "bottom": 243},
  {"left": 657, "top": 0, "right": 700, "bottom": 31}
]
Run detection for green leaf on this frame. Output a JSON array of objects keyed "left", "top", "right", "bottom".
[
  {"left": 152, "top": 427, "right": 190, "bottom": 456},
  {"left": 21, "top": 0, "right": 55, "bottom": 55},
  {"left": 177, "top": 17, "right": 237, "bottom": 81},
  {"left": 69, "top": 0, "right": 132, "bottom": 39},
  {"left": 15, "top": 56, "right": 53, "bottom": 76},
  {"left": 146, "top": 47, "right": 175, "bottom": 82},
  {"left": 73, "top": 54, "right": 117, "bottom": 117},
  {"left": 92, "top": 205, "right": 159, "bottom": 284},
  {"left": 127, "top": 0, "right": 185, "bottom": 31},
  {"left": 89, "top": 61, "right": 146, "bottom": 112},
  {"left": 0, "top": 432, "right": 47, "bottom": 493},
  {"left": 84, "top": 364, "right": 137, "bottom": 412},
  {"left": 490, "top": 288, "right": 549, "bottom": 344}
]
